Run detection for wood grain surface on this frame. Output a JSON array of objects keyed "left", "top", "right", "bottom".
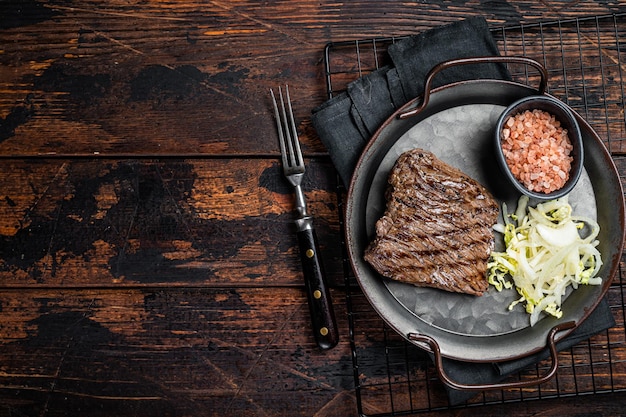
[{"left": 2, "top": 1, "right": 626, "bottom": 416}]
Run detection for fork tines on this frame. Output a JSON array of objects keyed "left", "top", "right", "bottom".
[{"left": 271, "top": 85, "right": 305, "bottom": 175}]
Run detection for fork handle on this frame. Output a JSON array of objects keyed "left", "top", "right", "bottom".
[{"left": 296, "top": 219, "right": 339, "bottom": 350}]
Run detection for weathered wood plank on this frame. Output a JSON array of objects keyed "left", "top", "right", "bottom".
[
  {"left": 416, "top": 392, "right": 626, "bottom": 417},
  {"left": 2, "top": 2, "right": 625, "bottom": 157},
  {"left": 0, "top": 286, "right": 353, "bottom": 417},
  {"left": 2, "top": 283, "right": 619, "bottom": 416},
  {"left": 0, "top": 158, "right": 342, "bottom": 287}
]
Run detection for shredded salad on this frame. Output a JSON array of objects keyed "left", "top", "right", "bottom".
[{"left": 487, "top": 195, "right": 603, "bottom": 326}]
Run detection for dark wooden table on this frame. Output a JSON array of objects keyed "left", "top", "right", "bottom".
[{"left": 2, "top": 1, "right": 626, "bottom": 416}]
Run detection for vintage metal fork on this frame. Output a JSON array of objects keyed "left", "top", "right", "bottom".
[{"left": 270, "top": 85, "right": 338, "bottom": 350}]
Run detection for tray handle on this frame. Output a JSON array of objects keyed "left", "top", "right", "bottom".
[
  {"left": 408, "top": 320, "right": 576, "bottom": 391},
  {"left": 398, "top": 56, "right": 548, "bottom": 120}
]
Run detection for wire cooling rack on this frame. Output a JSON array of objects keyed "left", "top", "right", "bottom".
[{"left": 327, "top": 14, "right": 626, "bottom": 415}]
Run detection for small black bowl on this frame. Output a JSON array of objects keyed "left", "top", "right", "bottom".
[{"left": 494, "top": 95, "right": 584, "bottom": 201}]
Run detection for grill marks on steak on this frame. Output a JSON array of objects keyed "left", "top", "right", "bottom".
[{"left": 364, "top": 149, "right": 499, "bottom": 296}]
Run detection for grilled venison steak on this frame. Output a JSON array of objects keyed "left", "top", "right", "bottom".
[{"left": 364, "top": 149, "right": 499, "bottom": 296}]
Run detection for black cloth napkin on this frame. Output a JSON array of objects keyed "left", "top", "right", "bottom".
[
  {"left": 311, "top": 17, "right": 616, "bottom": 405},
  {"left": 312, "top": 16, "right": 510, "bottom": 187}
]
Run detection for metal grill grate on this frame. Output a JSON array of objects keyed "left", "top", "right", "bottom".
[{"left": 327, "top": 14, "right": 626, "bottom": 415}]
